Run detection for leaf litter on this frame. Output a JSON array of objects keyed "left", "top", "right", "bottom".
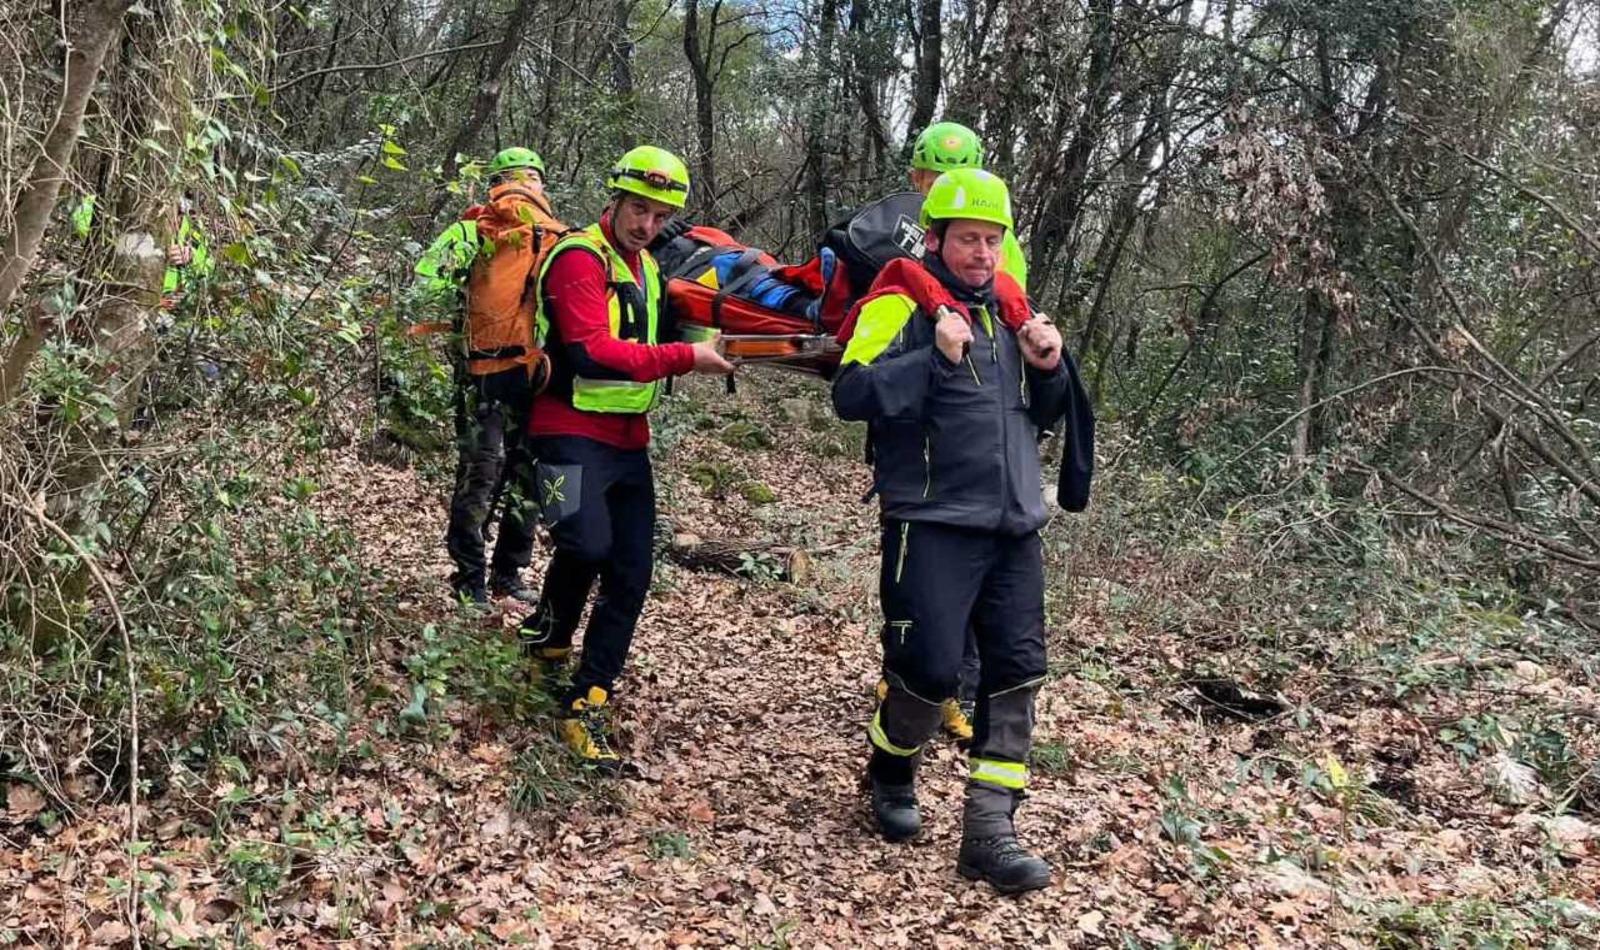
[{"left": 2, "top": 374, "right": 1596, "bottom": 947}]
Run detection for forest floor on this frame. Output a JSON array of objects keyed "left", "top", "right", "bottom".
[{"left": 5, "top": 373, "right": 1598, "bottom": 948}]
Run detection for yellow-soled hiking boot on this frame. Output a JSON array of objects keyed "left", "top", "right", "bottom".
[
  {"left": 528, "top": 646, "right": 572, "bottom": 694},
  {"left": 557, "top": 685, "right": 622, "bottom": 773},
  {"left": 942, "top": 698, "right": 975, "bottom": 746},
  {"left": 517, "top": 608, "right": 571, "bottom": 694}
]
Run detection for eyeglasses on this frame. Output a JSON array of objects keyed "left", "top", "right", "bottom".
[{"left": 615, "top": 168, "right": 688, "bottom": 192}]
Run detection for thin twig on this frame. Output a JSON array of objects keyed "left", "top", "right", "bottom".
[
  {"left": 269, "top": 40, "right": 501, "bottom": 94},
  {"left": 1198, "top": 366, "right": 1479, "bottom": 496},
  {"left": 5, "top": 492, "right": 142, "bottom": 948},
  {"left": 1354, "top": 468, "right": 1600, "bottom": 572}
]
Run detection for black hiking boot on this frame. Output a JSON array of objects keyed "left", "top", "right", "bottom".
[
  {"left": 957, "top": 834, "right": 1052, "bottom": 895},
  {"left": 453, "top": 582, "right": 490, "bottom": 607},
  {"left": 491, "top": 571, "right": 539, "bottom": 604},
  {"left": 868, "top": 774, "right": 921, "bottom": 842}
]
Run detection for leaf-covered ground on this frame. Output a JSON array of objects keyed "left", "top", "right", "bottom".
[{"left": 4, "top": 374, "right": 1597, "bottom": 947}]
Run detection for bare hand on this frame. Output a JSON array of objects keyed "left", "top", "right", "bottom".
[
  {"left": 167, "top": 244, "right": 193, "bottom": 267},
  {"left": 1018, "top": 314, "right": 1062, "bottom": 370},
  {"left": 934, "top": 307, "right": 973, "bottom": 365},
  {"left": 690, "top": 340, "right": 735, "bottom": 375}
]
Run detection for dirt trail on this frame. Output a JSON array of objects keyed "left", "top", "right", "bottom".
[
  {"left": 6, "top": 375, "right": 1594, "bottom": 947},
  {"left": 312, "top": 377, "right": 1172, "bottom": 946}
]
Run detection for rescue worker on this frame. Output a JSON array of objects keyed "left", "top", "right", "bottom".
[
  {"left": 865, "top": 121, "right": 1028, "bottom": 745},
  {"left": 833, "top": 169, "right": 1070, "bottom": 894},
  {"left": 905, "top": 122, "right": 1027, "bottom": 286},
  {"left": 516, "top": 146, "right": 734, "bottom": 770},
  {"left": 426, "top": 146, "right": 569, "bottom": 605}
]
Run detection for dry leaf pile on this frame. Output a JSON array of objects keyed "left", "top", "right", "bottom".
[{"left": 4, "top": 375, "right": 1596, "bottom": 947}]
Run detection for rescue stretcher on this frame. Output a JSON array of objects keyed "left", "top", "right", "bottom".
[{"left": 651, "top": 225, "right": 845, "bottom": 377}]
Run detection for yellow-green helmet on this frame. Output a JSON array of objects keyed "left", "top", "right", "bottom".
[
  {"left": 606, "top": 145, "right": 690, "bottom": 209},
  {"left": 489, "top": 146, "right": 545, "bottom": 176},
  {"left": 910, "top": 122, "right": 984, "bottom": 172},
  {"left": 920, "top": 169, "right": 1015, "bottom": 231}
]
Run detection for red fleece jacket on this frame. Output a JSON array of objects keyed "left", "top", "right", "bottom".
[{"left": 530, "top": 214, "right": 696, "bottom": 450}]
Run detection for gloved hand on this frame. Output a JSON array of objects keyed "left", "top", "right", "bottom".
[{"left": 655, "top": 217, "right": 692, "bottom": 244}]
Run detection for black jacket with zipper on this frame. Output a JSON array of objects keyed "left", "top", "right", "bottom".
[{"left": 831, "top": 258, "right": 1072, "bottom": 537}]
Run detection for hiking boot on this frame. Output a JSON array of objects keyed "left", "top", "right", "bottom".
[
  {"left": 942, "top": 698, "right": 975, "bottom": 745},
  {"left": 957, "top": 834, "right": 1052, "bottom": 895},
  {"left": 517, "top": 612, "right": 570, "bottom": 692},
  {"left": 557, "top": 686, "right": 622, "bottom": 774},
  {"left": 491, "top": 571, "right": 539, "bottom": 604},
  {"left": 453, "top": 582, "right": 489, "bottom": 607},
  {"left": 868, "top": 773, "right": 921, "bottom": 842},
  {"left": 525, "top": 645, "right": 572, "bottom": 694}
]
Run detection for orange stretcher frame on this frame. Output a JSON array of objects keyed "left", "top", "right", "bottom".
[{"left": 667, "top": 277, "right": 841, "bottom": 377}]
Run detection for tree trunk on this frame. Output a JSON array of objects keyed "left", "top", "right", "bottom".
[
  {"left": 849, "top": 0, "right": 890, "bottom": 176},
  {"left": 610, "top": 0, "right": 638, "bottom": 149},
  {"left": 683, "top": 0, "right": 720, "bottom": 216},
  {"left": 0, "top": 0, "right": 133, "bottom": 330},
  {"left": 667, "top": 534, "right": 812, "bottom": 584},
  {"left": 428, "top": 0, "right": 540, "bottom": 217},
  {"left": 0, "top": 301, "right": 58, "bottom": 406},
  {"left": 803, "top": 0, "right": 841, "bottom": 236},
  {"left": 11, "top": 231, "right": 164, "bottom": 650},
  {"left": 1289, "top": 291, "right": 1338, "bottom": 464},
  {"left": 1028, "top": 0, "right": 1119, "bottom": 299},
  {"left": 905, "top": 0, "right": 943, "bottom": 149}
]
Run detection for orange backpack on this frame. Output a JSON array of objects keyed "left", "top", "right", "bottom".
[{"left": 461, "top": 183, "right": 568, "bottom": 380}]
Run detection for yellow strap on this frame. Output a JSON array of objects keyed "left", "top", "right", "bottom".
[
  {"left": 970, "top": 758, "right": 1028, "bottom": 790},
  {"left": 868, "top": 708, "right": 921, "bottom": 757}
]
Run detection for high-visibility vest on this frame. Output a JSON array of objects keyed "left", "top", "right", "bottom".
[
  {"left": 535, "top": 224, "right": 664, "bottom": 414},
  {"left": 1000, "top": 229, "right": 1028, "bottom": 289},
  {"left": 414, "top": 219, "right": 480, "bottom": 295}
]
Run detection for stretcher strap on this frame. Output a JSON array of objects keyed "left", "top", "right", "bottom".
[
  {"left": 710, "top": 249, "right": 769, "bottom": 328},
  {"left": 673, "top": 244, "right": 725, "bottom": 282}
]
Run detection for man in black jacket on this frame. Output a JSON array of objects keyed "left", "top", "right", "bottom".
[{"left": 832, "top": 169, "right": 1072, "bottom": 894}]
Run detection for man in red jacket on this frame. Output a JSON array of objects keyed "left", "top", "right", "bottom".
[{"left": 517, "top": 146, "right": 733, "bottom": 770}]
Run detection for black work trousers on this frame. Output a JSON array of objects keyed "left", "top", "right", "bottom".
[
  {"left": 518, "top": 436, "right": 656, "bottom": 706},
  {"left": 878, "top": 519, "right": 1047, "bottom": 705},
  {"left": 447, "top": 367, "right": 537, "bottom": 589},
  {"left": 872, "top": 519, "right": 1047, "bottom": 792}
]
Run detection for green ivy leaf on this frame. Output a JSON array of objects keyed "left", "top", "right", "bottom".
[{"left": 71, "top": 194, "right": 96, "bottom": 238}]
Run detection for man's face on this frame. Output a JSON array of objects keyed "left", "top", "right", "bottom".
[
  {"left": 929, "top": 219, "right": 1006, "bottom": 287},
  {"left": 610, "top": 194, "right": 677, "bottom": 252},
  {"left": 511, "top": 168, "right": 545, "bottom": 194},
  {"left": 909, "top": 168, "right": 941, "bottom": 195}
]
